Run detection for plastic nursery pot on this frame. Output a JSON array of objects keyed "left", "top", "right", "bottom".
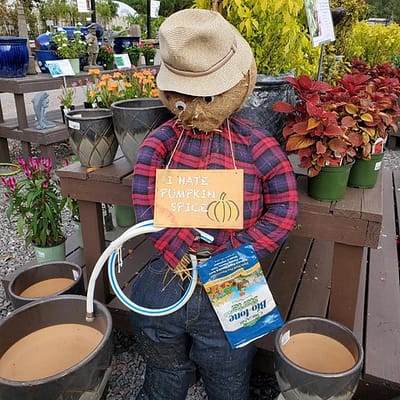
[
  {"left": 7, "top": 261, "right": 85, "bottom": 309},
  {"left": 0, "top": 163, "right": 21, "bottom": 176},
  {"left": 307, "top": 163, "right": 353, "bottom": 201},
  {"left": 0, "top": 295, "right": 113, "bottom": 400},
  {"left": 347, "top": 152, "right": 384, "bottom": 189},
  {"left": 274, "top": 316, "right": 363, "bottom": 400},
  {"left": 32, "top": 240, "right": 66, "bottom": 263}
]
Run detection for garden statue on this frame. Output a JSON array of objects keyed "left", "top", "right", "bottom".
[
  {"left": 86, "top": 23, "right": 99, "bottom": 67},
  {"left": 32, "top": 92, "right": 56, "bottom": 130}
]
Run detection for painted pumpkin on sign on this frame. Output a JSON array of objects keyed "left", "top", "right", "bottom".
[{"left": 207, "top": 192, "right": 240, "bottom": 223}]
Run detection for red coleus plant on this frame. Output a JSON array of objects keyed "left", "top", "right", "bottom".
[
  {"left": 273, "top": 75, "right": 357, "bottom": 177},
  {"left": 273, "top": 64, "right": 400, "bottom": 177}
]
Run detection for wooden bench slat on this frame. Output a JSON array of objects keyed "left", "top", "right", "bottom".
[
  {"left": 364, "top": 169, "right": 400, "bottom": 387},
  {"left": 288, "top": 239, "right": 333, "bottom": 319}
]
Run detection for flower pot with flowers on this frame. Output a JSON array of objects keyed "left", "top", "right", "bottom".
[
  {"left": 1, "top": 156, "right": 68, "bottom": 262},
  {"left": 51, "top": 29, "right": 87, "bottom": 73},
  {"left": 97, "top": 45, "right": 115, "bottom": 70},
  {"left": 123, "top": 43, "right": 157, "bottom": 66},
  {"left": 108, "top": 68, "right": 173, "bottom": 166},
  {"left": 273, "top": 75, "right": 357, "bottom": 201},
  {"left": 338, "top": 61, "right": 400, "bottom": 187}
]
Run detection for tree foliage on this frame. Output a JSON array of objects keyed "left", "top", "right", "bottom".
[{"left": 365, "top": 0, "right": 400, "bottom": 23}]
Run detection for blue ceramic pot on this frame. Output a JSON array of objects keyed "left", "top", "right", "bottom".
[
  {"left": 0, "top": 36, "right": 29, "bottom": 78},
  {"left": 35, "top": 49, "right": 60, "bottom": 73},
  {"left": 113, "top": 36, "right": 140, "bottom": 54}
]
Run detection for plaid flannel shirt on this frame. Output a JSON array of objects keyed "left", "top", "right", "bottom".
[{"left": 132, "top": 117, "right": 298, "bottom": 268}]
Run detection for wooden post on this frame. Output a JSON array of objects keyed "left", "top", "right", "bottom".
[
  {"left": 211, "top": 0, "right": 222, "bottom": 13},
  {"left": 16, "top": 2, "right": 37, "bottom": 75}
]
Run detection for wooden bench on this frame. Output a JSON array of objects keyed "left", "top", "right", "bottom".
[
  {"left": 0, "top": 110, "right": 68, "bottom": 164},
  {"left": 104, "top": 169, "right": 400, "bottom": 400}
]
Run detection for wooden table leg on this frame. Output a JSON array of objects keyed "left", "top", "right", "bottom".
[
  {"left": 79, "top": 200, "right": 108, "bottom": 302},
  {"left": 14, "top": 93, "right": 31, "bottom": 159},
  {"left": 328, "top": 242, "right": 364, "bottom": 330},
  {"left": 0, "top": 100, "right": 10, "bottom": 162}
]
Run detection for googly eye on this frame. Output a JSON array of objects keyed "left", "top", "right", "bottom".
[
  {"left": 175, "top": 101, "right": 186, "bottom": 111},
  {"left": 203, "top": 96, "right": 214, "bottom": 104}
]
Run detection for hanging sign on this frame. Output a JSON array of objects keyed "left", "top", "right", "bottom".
[
  {"left": 154, "top": 169, "right": 244, "bottom": 229},
  {"left": 304, "top": 0, "right": 335, "bottom": 47}
]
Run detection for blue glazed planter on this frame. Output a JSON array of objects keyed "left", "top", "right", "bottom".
[
  {"left": 35, "top": 49, "right": 60, "bottom": 73},
  {"left": 0, "top": 36, "right": 29, "bottom": 78}
]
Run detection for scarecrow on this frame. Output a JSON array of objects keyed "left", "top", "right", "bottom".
[{"left": 130, "top": 8, "right": 298, "bottom": 400}]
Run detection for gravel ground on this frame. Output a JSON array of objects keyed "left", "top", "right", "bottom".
[{"left": 0, "top": 134, "right": 399, "bottom": 399}]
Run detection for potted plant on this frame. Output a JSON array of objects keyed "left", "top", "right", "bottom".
[
  {"left": 50, "top": 29, "right": 87, "bottom": 73},
  {"left": 97, "top": 44, "right": 115, "bottom": 70},
  {"left": 1, "top": 156, "right": 68, "bottom": 262},
  {"left": 58, "top": 83, "right": 76, "bottom": 123},
  {"left": 123, "top": 44, "right": 142, "bottom": 66},
  {"left": 338, "top": 61, "right": 400, "bottom": 187},
  {"left": 273, "top": 75, "right": 357, "bottom": 200}
]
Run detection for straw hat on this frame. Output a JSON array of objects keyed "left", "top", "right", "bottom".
[{"left": 156, "top": 9, "right": 255, "bottom": 97}]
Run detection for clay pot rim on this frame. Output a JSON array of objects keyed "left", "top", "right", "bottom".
[
  {"left": 0, "top": 294, "right": 112, "bottom": 385},
  {"left": 8, "top": 261, "right": 82, "bottom": 302},
  {"left": 274, "top": 316, "right": 364, "bottom": 378}
]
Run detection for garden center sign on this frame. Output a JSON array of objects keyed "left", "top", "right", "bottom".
[{"left": 304, "top": 0, "right": 335, "bottom": 46}]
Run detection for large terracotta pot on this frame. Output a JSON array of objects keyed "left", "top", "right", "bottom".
[{"left": 111, "top": 98, "right": 173, "bottom": 166}]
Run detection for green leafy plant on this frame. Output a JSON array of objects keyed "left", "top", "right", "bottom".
[
  {"left": 344, "top": 21, "right": 400, "bottom": 66},
  {"left": 58, "top": 83, "right": 76, "bottom": 108},
  {"left": 1, "top": 156, "right": 67, "bottom": 247},
  {"left": 123, "top": 44, "right": 142, "bottom": 65},
  {"left": 123, "top": 42, "right": 157, "bottom": 65},
  {"left": 51, "top": 29, "right": 87, "bottom": 59},
  {"left": 193, "top": 0, "right": 320, "bottom": 76}
]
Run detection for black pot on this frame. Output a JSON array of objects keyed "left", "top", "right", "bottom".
[
  {"left": 111, "top": 98, "right": 173, "bottom": 166},
  {"left": 7, "top": 261, "right": 85, "bottom": 309},
  {"left": 0, "top": 295, "right": 113, "bottom": 400},
  {"left": 65, "top": 108, "right": 118, "bottom": 167},
  {"left": 235, "top": 73, "right": 295, "bottom": 147}
]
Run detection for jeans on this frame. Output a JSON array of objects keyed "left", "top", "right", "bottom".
[{"left": 130, "top": 255, "right": 256, "bottom": 400}]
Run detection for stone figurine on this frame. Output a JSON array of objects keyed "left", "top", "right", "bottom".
[
  {"left": 86, "top": 23, "right": 99, "bottom": 67},
  {"left": 32, "top": 92, "right": 56, "bottom": 130}
]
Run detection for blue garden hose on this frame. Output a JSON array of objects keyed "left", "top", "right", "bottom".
[{"left": 86, "top": 220, "right": 213, "bottom": 320}]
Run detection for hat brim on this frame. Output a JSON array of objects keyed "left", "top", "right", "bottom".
[{"left": 156, "top": 30, "right": 254, "bottom": 97}]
